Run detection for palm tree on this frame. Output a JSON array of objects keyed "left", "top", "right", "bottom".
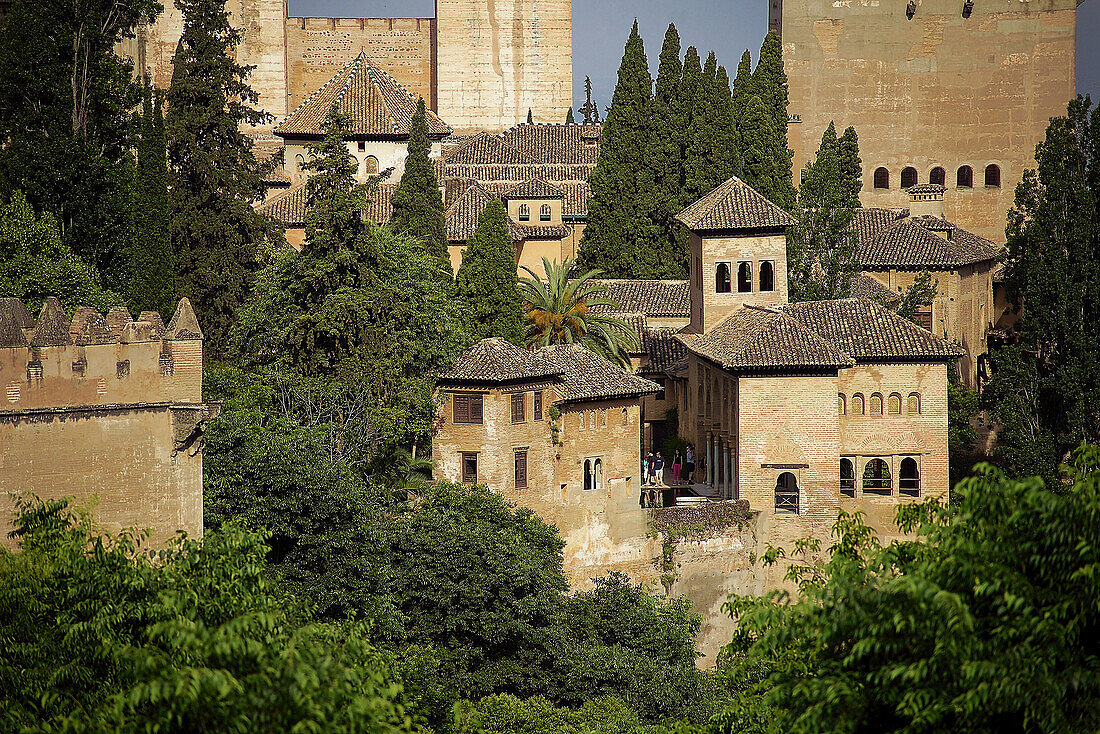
[{"left": 519, "top": 258, "right": 640, "bottom": 368}]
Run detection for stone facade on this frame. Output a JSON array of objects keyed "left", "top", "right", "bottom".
[
  {"left": 780, "top": 0, "right": 1080, "bottom": 243},
  {"left": 120, "top": 0, "right": 572, "bottom": 134},
  {"left": 0, "top": 298, "right": 214, "bottom": 547}
]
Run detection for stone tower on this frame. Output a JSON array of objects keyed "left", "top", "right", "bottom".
[
  {"left": 779, "top": 0, "right": 1082, "bottom": 243},
  {"left": 434, "top": 0, "right": 573, "bottom": 133}
]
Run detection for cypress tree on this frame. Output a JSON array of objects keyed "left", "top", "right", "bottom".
[
  {"left": 651, "top": 24, "right": 685, "bottom": 264},
  {"left": 739, "top": 95, "right": 780, "bottom": 197},
  {"left": 527, "top": 109, "right": 534, "bottom": 124},
  {"left": 714, "top": 65, "right": 743, "bottom": 182},
  {"left": 455, "top": 199, "right": 524, "bottom": 344},
  {"left": 837, "top": 125, "right": 864, "bottom": 208},
  {"left": 577, "top": 20, "right": 667, "bottom": 278},
  {"left": 673, "top": 47, "right": 703, "bottom": 190},
  {"left": 389, "top": 98, "right": 450, "bottom": 276},
  {"left": 732, "top": 50, "right": 754, "bottom": 112},
  {"left": 682, "top": 49, "right": 715, "bottom": 205},
  {"left": 654, "top": 23, "right": 683, "bottom": 112},
  {"left": 167, "top": 0, "right": 279, "bottom": 358},
  {"left": 129, "top": 83, "right": 174, "bottom": 318},
  {"left": 751, "top": 31, "right": 795, "bottom": 210},
  {"left": 566, "top": 107, "right": 575, "bottom": 124}
]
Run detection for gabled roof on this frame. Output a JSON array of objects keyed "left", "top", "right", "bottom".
[
  {"left": 780, "top": 299, "right": 962, "bottom": 362},
  {"left": 258, "top": 182, "right": 396, "bottom": 227},
  {"left": 439, "top": 338, "right": 562, "bottom": 384},
  {"left": 275, "top": 53, "right": 450, "bottom": 139},
  {"left": 851, "top": 208, "right": 1002, "bottom": 269},
  {"left": 500, "top": 123, "right": 602, "bottom": 165},
  {"left": 640, "top": 326, "right": 689, "bottom": 375},
  {"left": 678, "top": 306, "right": 853, "bottom": 371},
  {"left": 590, "top": 280, "right": 690, "bottom": 318},
  {"left": 443, "top": 132, "right": 535, "bottom": 165},
  {"left": 536, "top": 343, "right": 660, "bottom": 403},
  {"left": 676, "top": 176, "right": 796, "bottom": 232},
  {"left": 503, "top": 178, "right": 565, "bottom": 200},
  {"left": 444, "top": 183, "right": 570, "bottom": 244}
]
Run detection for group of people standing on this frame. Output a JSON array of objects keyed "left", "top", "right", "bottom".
[{"left": 640, "top": 444, "right": 697, "bottom": 508}]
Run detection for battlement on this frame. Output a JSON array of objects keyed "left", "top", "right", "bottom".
[{"left": 0, "top": 297, "right": 203, "bottom": 412}]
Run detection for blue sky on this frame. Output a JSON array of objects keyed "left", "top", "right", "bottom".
[{"left": 291, "top": 0, "right": 1100, "bottom": 114}]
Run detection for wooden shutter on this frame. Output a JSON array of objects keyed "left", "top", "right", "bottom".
[
  {"left": 515, "top": 451, "right": 528, "bottom": 488},
  {"left": 533, "top": 391, "right": 543, "bottom": 421},
  {"left": 511, "top": 393, "right": 525, "bottom": 423},
  {"left": 470, "top": 394, "right": 483, "bottom": 423},
  {"left": 453, "top": 394, "right": 469, "bottom": 423}
]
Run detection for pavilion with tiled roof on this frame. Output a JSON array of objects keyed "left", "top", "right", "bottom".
[{"left": 675, "top": 176, "right": 797, "bottom": 232}]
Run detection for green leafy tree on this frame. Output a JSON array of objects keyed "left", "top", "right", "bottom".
[
  {"left": 749, "top": 31, "right": 795, "bottom": 210},
  {"left": 167, "top": 0, "right": 280, "bottom": 358},
  {"left": 986, "top": 96, "right": 1100, "bottom": 481},
  {"left": 455, "top": 694, "right": 708, "bottom": 734},
  {"left": 455, "top": 199, "right": 525, "bottom": 344},
  {"left": 129, "top": 82, "right": 175, "bottom": 317},
  {"left": 739, "top": 95, "right": 782, "bottom": 212},
  {"left": 520, "top": 258, "right": 639, "bottom": 368},
  {"left": 717, "top": 444, "right": 1100, "bottom": 733},
  {"left": 948, "top": 364, "right": 980, "bottom": 487},
  {"left": 836, "top": 126, "right": 863, "bottom": 208},
  {"left": 787, "top": 122, "right": 860, "bottom": 302},
  {"left": 0, "top": 497, "right": 419, "bottom": 733},
  {"left": 0, "top": 191, "right": 117, "bottom": 312},
  {"left": 896, "top": 270, "right": 938, "bottom": 324},
  {"left": 577, "top": 21, "right": 668, "bottom": 278},
  {"left": 389, "top": 98, "right": 449, "bottom": 274},
  {"left": 0, "top": 0, "right": 154, "bottom": 291}
]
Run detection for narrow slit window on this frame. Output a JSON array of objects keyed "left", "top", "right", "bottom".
[{"left": 515, "top": 450, "right": 528, "bottom": 489}]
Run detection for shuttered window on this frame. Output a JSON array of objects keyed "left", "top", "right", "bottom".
[
  {"left": 461, "top": 453, "right": 478, "bottom": 484},
  {"left": 511, "top": 392, "right": 526, "bottom": 423},
  {"left": 533, "top": 391, "right": 543, "bottom": 421},
  {"left": 453, "top": 393, "right": 484, "bottom": 424},
  {"left": 515, "top": 451, "right": 528, "bottom": 488}
]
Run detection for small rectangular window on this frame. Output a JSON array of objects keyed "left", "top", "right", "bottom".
[
  {"left": 515, "top": 450, "right": 528, "bottom": 488},
  {"left": 533, "top": 391, "right": 543, "bottom": 421},
  {"left": 357, "top": 140, "right": 365, "bottom": 152},
  {"left": 453, "top": 393, "right": 484, "bottom": 424},
  {"left": 461, "top": 452, "right": 478, "bottom": 484},
  {"left": 511, "top": 392, "right": 526, "bottom": 423}
]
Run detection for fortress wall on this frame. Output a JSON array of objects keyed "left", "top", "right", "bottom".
[
  {"left": 284, "top": 17, "right": 436, "bottom": 113},
  {"left": 435, "top": 0, "right": 573, "bottom": 133},
  {"left": 782, "top": 0, "right": 1078, "bottom": 242}
]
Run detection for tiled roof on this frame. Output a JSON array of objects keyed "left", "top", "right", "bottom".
[
  {"left": 503, "top": 178, "right": 565, "bottom": 200},
  {"left": 851, "top": 208, "right": 1002, "bottom": 269},
  {"left": 275, "top": 53, "right": 450, "bottom": 139},
  {"left": 500, "top": 123, "right": 602, "bottom": 165},
  {"left": 590, "top": 280, "right": 690, "bottom": 318},
  {"left": 676, "top": 176, "right": 796, "bottom": 232},
  {"left": 444, "top": 183, "right": 571, "bottom": 244},
  {"left": 438, "top": 163, "right": 594, "bottom": 183},
  {"left": 907, "top": 183, "right": 946, "bottom": 195},
  {"left": 31, "top": 298, "right": 72, "bottom": 347},
  {"left": 258, "top": 182, "right": 395, "bottom": 227},
  {"left": 640, "top": 326, "right": 689, "bottom": 375},
  {"left": 780, "top": 299, "right": 962, "bottom": 362},
  {"left": 849, "top": 273, "right": 901, "bottom": 305},
  {"left": 679, "top": 306, "right": 853, "bottom": 371},
  {"left": 536, "top": 343, "right": 660, "bottom": 403},
  {"left": 439, "top": 338, "right": 562, "bottom": 384},
  {"left": 446, "top": 178, "right": 591, "bottom": 218},
  {"left": 443, "top": 133, "right": 535, "bottom": 165}
]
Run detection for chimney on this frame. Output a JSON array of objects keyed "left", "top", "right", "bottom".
[{"left": 907, "top": 183, "right": 945, "bottom": 219}]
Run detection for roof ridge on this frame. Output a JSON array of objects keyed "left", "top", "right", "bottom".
[{"left": 277, "top": 53, "right": 361, "bottom": 132}]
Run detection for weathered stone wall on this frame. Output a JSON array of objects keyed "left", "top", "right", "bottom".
[
  {"left": 284, "top": 17, "right": 435, "bottom": 114},
  {"left": 435, "top": 0, "right": 573, "bottom": 133},
  {"left": 782, "top": 0, "right": 1079, "bottom": 243},
  {"left": 688, "top": 232, "right": 789, "bottom": 333}
]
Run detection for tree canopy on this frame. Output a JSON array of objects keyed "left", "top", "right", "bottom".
[
  {"left": 455, "top": 198, "right": 525, "bottom": 344},
  {"left": 129, "top": 82, "right": 175, "bottom": 318},
  {"left": 389, "top": 98, "right": 449, "bottom": 275}
]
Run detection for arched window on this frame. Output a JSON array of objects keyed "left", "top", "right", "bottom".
[
  {"left": 863, "top": 458, "right": 892, "bottom": 494},
  {"left": 600, "top": 409, "right": 607, "bottom": 427},
  {"left": 716, "top": 262, "right": 732, "bottom": 293},
  {"left": 984, "top": 164, "right": 1001, "bottom": 188},
  {"left": 775, "top": 472, "right": 799, "bottom": 514},
  {"left": 874, "top": 167, "right": 890, "bottom": 189},
  {"left": 869, "top": 393, "right": 884, "bottom": 415},
  {"left": 759, "top": 260, "right": 775, "bottom": 292},
  {"left": 583, "top": 459, "right": 593, "bottom": 491},
  {"left": 579, "top": 411, "right": 585, "bottom": 431},
  {"left": 589, "top": 411, "right": 596, "bottom": 429},
  {"left": 295, "top": 153, "right": 306, "bottom": 171},
  {"left": 621, "top": 408, "right": 628, "bottom": 426},
  {"left": 957, "top": 165, "right": 973, "bottom": 188},
  {"left": 518, "top": 204, "right": 530, "bottom": 221},
  {"left": 930, "top": 166, "right": 946, "bottom": 186},
  {"left": 899, "top": 457, "right": 920, "bottom": 495},
  {"left": 364, "top": 155, "right": 379, "bottom": 174},
  {"left": 840, "top": 458, "right": 855, "bottom": 497},
  {"left": 852, "top": 393, "right": 865, "bottom": 415},
  {"left": 908, "top": 393, "right": 921, "bottom": 414},
  {"left": 594, "top": 458, "right": 604, "bottom": 490},
  {"left": 901, "top": 166, "right": 918, "bottom": 189},
  {"left": 737, "top": 261, "right": 752, "bottom": 293},
  {"left": 838, "top": 394, "right": 847, "bottom": 415},
  {"left": 888, "top": 393, "right": 902, "bottom": 414},
  {"left": 706, "top": 382, "right": 712, "bottom": 416},
  {"left": 540, "top": 204, "right": 552, "bottom": 221}
]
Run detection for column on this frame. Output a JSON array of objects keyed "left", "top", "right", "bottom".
[{"left": 724, "top": 448, "right": 732, "bottom": 499}]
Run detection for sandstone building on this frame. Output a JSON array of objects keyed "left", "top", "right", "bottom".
[
  {"left": 776, "top": 0, "right": 1084, "bottom": 243},
  {"left": 0, "top": 297, "right": 213, "bottom": 547},
  {"left": 119, "top": 0, "right": 573, "bottom": 134}
]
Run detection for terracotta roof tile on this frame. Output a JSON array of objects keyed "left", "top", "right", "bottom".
[
  {"left": 439, "top": 338, "right": 562, "bottom": 383},
  {"left": 500, "top": 122, "right": 602, "bottom": 165},
  {"left": 679, "top": 306, "right": 853, "bottom": 371},
  {"left": 852, "top": 209, "right": 1003, "bottom": 269},
  {"left": 780, "top": 298, "right": 962, "bottom": 362},
  {"left": 503, "top": 178, "right": 565, "bottom": 200},
  {"left": 906, "top": 183, "right": 946, "bottom": 195},
  {"left": 591, "top": 280, "right": 690, "bottom": 318},
  {"left": 445, "top": 183, "right": 570, "bottom": 244},
  {"left": 259, "top": 182, "right": 396, "bottom": 227},
  {"left": 275, "top": 53, "right": 450, "bottom": 139},
  {"left": 676, "top": 176, "right": 796, "bottom": 232},
  {"left": 640, "top": 326, "right": 688, "bottom": 375},
  {"left": 443, "top": 133, "right": 535, "bottom": 165},
  {"left": 849, "top": 273, "right": 901, "bottom": 305},
  {"left": 536, "top": 343, "right": 659, "bottom": 403}
]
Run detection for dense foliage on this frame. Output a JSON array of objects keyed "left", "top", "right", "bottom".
[
  {"left": 455, "top": 199, "right": 525, "bottom": 344},
  {"left": 129, "top": 82, "right": 175, "bottom": 317},
  {"left": 985, "top": 95, "right": 1100, "bottom": 482},
  {"left": 718, "top": 444, "right": 1100, "bottom": 733},
  {"left": 0, "top": 497, "right": 419, "bottom": 733},
  {"left": 389, "top": 98, "right": 449, "bottom": 273},
  {"left": 167, "top": 0, "right": 281, "bottom": 357}
]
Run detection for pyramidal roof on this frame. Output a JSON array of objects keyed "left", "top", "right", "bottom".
[
  {"left": 276, "top": 53, "right": 451, "bottom": 139},
  {"left": 676, "top": 176, "right": 796, "bottom": 232}
]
